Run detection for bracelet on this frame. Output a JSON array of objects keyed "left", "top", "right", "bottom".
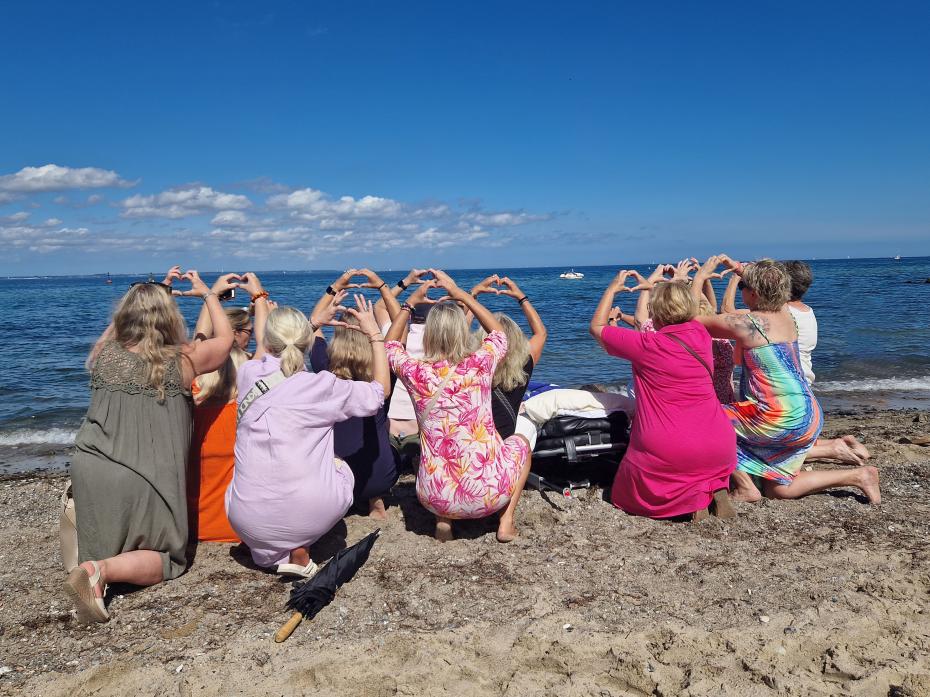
[
  {"left": 309, "top": 320, "right": 320, "bottom": 332},
  {"left": 377, "top": 282, "right": 387, "bottom": 290},
  {"left": 396, "top": 279, "right": 408, "bottom": 290},
  {"left": 518, "top": 296, "right": 529, "bottom": 305},
  {"left": 400, "top": 303, "right": 414, "bottom": 314},
  {"left": 369, "top": 338, "right": 385, "bottom": 344},
  {"left": 202, "top": 291, "right": 217, "bottom": 301},
  {"left": 250, "top": 290, "right": 269, "bottom": 302},
  {"left": 326, "top": 285, "right": 337, "bottom": 296}
]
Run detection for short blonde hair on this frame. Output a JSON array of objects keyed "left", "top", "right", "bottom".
[
  {"left": 194, "top": 345, "right": 249, "bottom": 404},
  {"left": 263, "top": 306, "right": 311, "bottom": 377},
  {"left": 423, "top": 302, "right": 477, "bottom": 365},
  {"left": 328, "top": 316, "right": 373, "bottom": 382},
  {"left": 742, "top": 259, "right": 790, "bottom": 311},
  {"left": 649, "top": 281, "right": 697, "bottom": 329}
]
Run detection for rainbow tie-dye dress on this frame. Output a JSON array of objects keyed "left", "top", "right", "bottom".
[{"left": 723, "top": 334, "right": 823, "bottom": 485}]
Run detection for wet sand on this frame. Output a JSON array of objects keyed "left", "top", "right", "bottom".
[{"left": 1, "top": 408, "right": 929, "bottom": 696}]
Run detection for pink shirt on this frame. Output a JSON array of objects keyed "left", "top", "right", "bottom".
[{"left": 601, "top": 320, "right": 736, "bottom": 518}]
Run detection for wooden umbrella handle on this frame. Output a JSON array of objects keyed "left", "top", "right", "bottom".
[{"left": 274, "top": 612, "right": 303, "bottom": 643}]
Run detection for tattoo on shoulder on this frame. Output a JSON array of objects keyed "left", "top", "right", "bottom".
[{"left": 724, "top": 313, "right": 769, "bottom": 339}]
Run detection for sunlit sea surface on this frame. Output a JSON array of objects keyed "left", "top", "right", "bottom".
[{"left": 2, "top": 258, "right": 928, "bottom": 470}]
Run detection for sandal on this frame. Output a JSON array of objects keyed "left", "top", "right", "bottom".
[
  {"left": 64, "top": 561, "right": 109, "bottom": 624},
  {"left": 275, "top": 561, "right": 319, "bottom": 579}
]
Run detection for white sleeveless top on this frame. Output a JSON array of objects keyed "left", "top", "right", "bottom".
[{"left": 788, "top": 304, "right": 817, "bottom": 384}]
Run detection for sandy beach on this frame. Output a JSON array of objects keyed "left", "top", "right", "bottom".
[{"left": 1, "top": 407, "right": 929, "bottom": 697}]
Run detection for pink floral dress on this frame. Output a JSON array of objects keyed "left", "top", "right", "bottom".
[{"left": 385, "top": 330, "right": 530, "bottom": 520}]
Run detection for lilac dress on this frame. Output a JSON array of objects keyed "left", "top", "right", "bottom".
[{"left": 226, "top": 354, "right": 384, "bottom": 567}]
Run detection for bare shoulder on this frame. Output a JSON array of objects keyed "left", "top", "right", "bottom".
[{"left": 724, "top": 313, "right": 770, "bottom": 340}]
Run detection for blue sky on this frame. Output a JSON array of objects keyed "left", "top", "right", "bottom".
[{"left": 1, "top": 1, "right": 928, "bottom": 274}]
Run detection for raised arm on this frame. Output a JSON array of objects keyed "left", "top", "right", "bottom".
[
  {"left": 721, "top": 273, "right": 741, "bottom": 314},
  {"left": 385, "top": 280, "right": 437, "bottom": 343},
  {"left": 355, "top": 268, "right": 402, "bottom": 322},
  {"left": 431, "top": 268, "right": 503, "bottom": 334},
  {"left": 343, "top": 294, "right": 391, "bottom": 398},
  {"left": 373, "top": 268, "right": 426, "bottom": 326},
  {"left": 631, "top": 266, "right": 666, "bottom": 329},
  {"left": 193, "top": 272, "right": 241, "bottom": 341},
  {"left": 235, "top": 273, "right": 269, "bottom": 359},
  {"left": 499, "top": 276, "right": 547, "bottom": 364},
  {"left": 179, "top": 271, "right": 235, "bottom": 378},
  {"left": 590, "top": 270, "right": 631, "bottom": 344},
  {"left": 309, "top": 270, "right": 356, "bottom": 338}
]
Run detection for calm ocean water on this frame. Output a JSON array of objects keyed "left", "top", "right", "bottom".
[{"left": 2, "top": 258, "right": 929, "bottom": 466}]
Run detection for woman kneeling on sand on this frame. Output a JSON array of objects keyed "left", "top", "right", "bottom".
[
  {"left": 226, "top": 297, "right": 389, "bottom": 577},
  {"left": 692, "top": 257, "right": 880, "bottom": 503},
  {"left": 384, "top": 270, "right": 532, "bottom": 542},
  {"left": 591, "top": 271, "right": 737, "bottom": 519},
  {"left": 66, "top": 271, "right": 235, "bottom": 623}
]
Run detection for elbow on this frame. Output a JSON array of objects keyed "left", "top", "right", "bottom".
[{"left": 589, "top": 323, "right": 601, "bottom": 340}]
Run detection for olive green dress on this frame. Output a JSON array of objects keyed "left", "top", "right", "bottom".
[{"left": 72, "top": 341, "right": 192, "bottom": 580}]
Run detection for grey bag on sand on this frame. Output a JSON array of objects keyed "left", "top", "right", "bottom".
[{"left": 60, "top": 480, "right": 78, "bottom": 573}]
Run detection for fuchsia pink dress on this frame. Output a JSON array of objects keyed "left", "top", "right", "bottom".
[
  {"left": 601, "top": 320, "right": 736, "bottom": 518},
  {"left": 385, "top": 330, "right": 530, "bottom": 520}
]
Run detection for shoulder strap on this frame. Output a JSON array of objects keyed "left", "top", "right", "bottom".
[
  {"left": 665, "top": 334, "right": 714, "bottom": 382},
  {"left": 746, "top": 314, "right": 772, "bottom": 344},
  {"left": 416, "top": 367, "right": 458, "bottom": 427},
  {"left": 493, "top": 386, "right": 518, "bottom": 426},
  {"left": 237, "top": 370, "right": 287, "bottom": 421}
]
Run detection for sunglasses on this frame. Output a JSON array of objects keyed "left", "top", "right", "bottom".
[
  {"left": 235, "top": 327, "right": 254, "bottom": 335},
  {"left": 738, "top": 281, "right": 751, "bottom": 291},
  {"left": 130, "top": 280, "right": 173, "bottom": 294}
]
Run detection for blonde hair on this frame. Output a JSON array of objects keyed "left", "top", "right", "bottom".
[
  {"left": 328, "top": 316, "right": 373, "bottom": 381},
  {"left": 263, "top": 306, "right": 312, "bottom": 377},
  {"left": 742, "top": 259, "right": 790, "bottom": 311},
  {"left": 226, "top": 307, "right": 251, "bottom": 332},
  {"left": 483, "top": 313, "right": 529, "bottom": 390},
  {"left": 697, "top": 297, "right": 715, "bottom": 318},
  {"left": 649, "top": 281, "right": 698, "bottom": 329},
  {"left": 194, "top": 345, "right": 249, "bottom": 404},
  {"left": 422, "top": 302, "right": 477, "bottom": 364},
  {"left": 110, "top": 284, "right": 188, "bottom": 402}
]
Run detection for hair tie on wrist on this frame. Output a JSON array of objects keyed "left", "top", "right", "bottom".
[
  {"left": 517, "top": 296, "right": 529, "bottom": 305},
  {"left": 400, "top": 302, "right": 414, "bottom": 314},
  {"left": 325, "top": 285, "right": 337, "bottom": 296},
  {"left": 396, "top": 279, "right": 408, "bottom": 290},
  {"left": 377, "top": 282, "right": 387, "bottom": 290}
]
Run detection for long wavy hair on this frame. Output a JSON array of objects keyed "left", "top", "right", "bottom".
[
  {"left": 110, "top": 284, "right": 188, "bottom": 401},
  {"left": 422, "top": 301, "right": 478, "bottom": 365},
  {"left": 263, "top": 306, "right": 312, "bottom": 377},
  {"left": 481, "top": 313, "right": 529, "bottom": 390},
  {"left": 327, "top": 316, "right": 373, "bottom": 381}
]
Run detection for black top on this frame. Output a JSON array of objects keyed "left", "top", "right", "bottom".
[
  {"left": 491, "top": 356, "right": 534, "bottom": 439},
  {"left": 309, "top": 337, "right": 398, "bottom": 502}
]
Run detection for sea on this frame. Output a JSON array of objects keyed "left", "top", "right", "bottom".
[{"left": 2, "top": 258, "right": 928, "bottom": 472}]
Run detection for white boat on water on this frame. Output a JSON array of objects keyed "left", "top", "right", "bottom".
[
  {"left": 560, "top": 269, "right": 584, "bottom": 280},
  {"left": 894, "top": 255, "right": 902, "bottom": 260}
]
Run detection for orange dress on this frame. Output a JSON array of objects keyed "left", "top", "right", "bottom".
[{"left": 188, "top": 387, "right": 240, "bottom": 543}]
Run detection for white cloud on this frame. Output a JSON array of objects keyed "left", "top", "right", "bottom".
[
  {"left": 0, "top": 164, "right": 135, "bottom": 192},
  {"left": 44, "top": 218, "right": 63, "bottom": 226},
  {"left": 87, "top": 194, "right": 104, "bottom": 205},
  {"left": 268, "top": 188, "right": 403, "bottom": 221},
  {"left": 211, "top": 210, "right": 249, "bottom": 226},
  {"left": 121, "top": 186, "right": 252, "bottom": 219},
  {"left": 461, "top": 211, "right": 549, "bottom": 226},
  {"left": 0, "top": 211, "right": 30, "bottom": 223}
]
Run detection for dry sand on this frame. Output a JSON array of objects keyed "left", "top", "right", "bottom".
[{"left": 1, "top": 408, "right": 929, "bottom": 696}]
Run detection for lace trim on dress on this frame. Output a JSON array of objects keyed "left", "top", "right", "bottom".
[{"left": 89, "top": 341, "right": 190, "bottom": 398}]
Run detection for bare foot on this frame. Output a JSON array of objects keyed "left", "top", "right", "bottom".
[
  {"left": 368, "top": 497, "right": 388, "bottom": 520},
  {"left": 730, "top": 471, "right": 762, "bottom": 503},
  {"left": 496, "top": 519, "right": 519, "bottom": 543},
  {"left": 843, "top": 435, "right": 871, "bottom": 461},
  {"left": 692, "top": 507, "right": 709, "bottom": 522},
  {"left": 857, "top": 466, "right": 881, "bottom": 504},
  {"left": 289, "top": 547, "right": 311, "bottom": 566},
  {"left": 434, "top": 520, "right": 453, "bottom": 542},
  {"left": 831, "top": 439, "right": 864, "bottom": 466}
]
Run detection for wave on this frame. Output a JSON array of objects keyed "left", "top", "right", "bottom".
[
  {"left": 0, "top": 428, "right": 77, "bottom": 446},
  {"left": 815, "top": 377, "right": 930, "bottom": 393}
]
